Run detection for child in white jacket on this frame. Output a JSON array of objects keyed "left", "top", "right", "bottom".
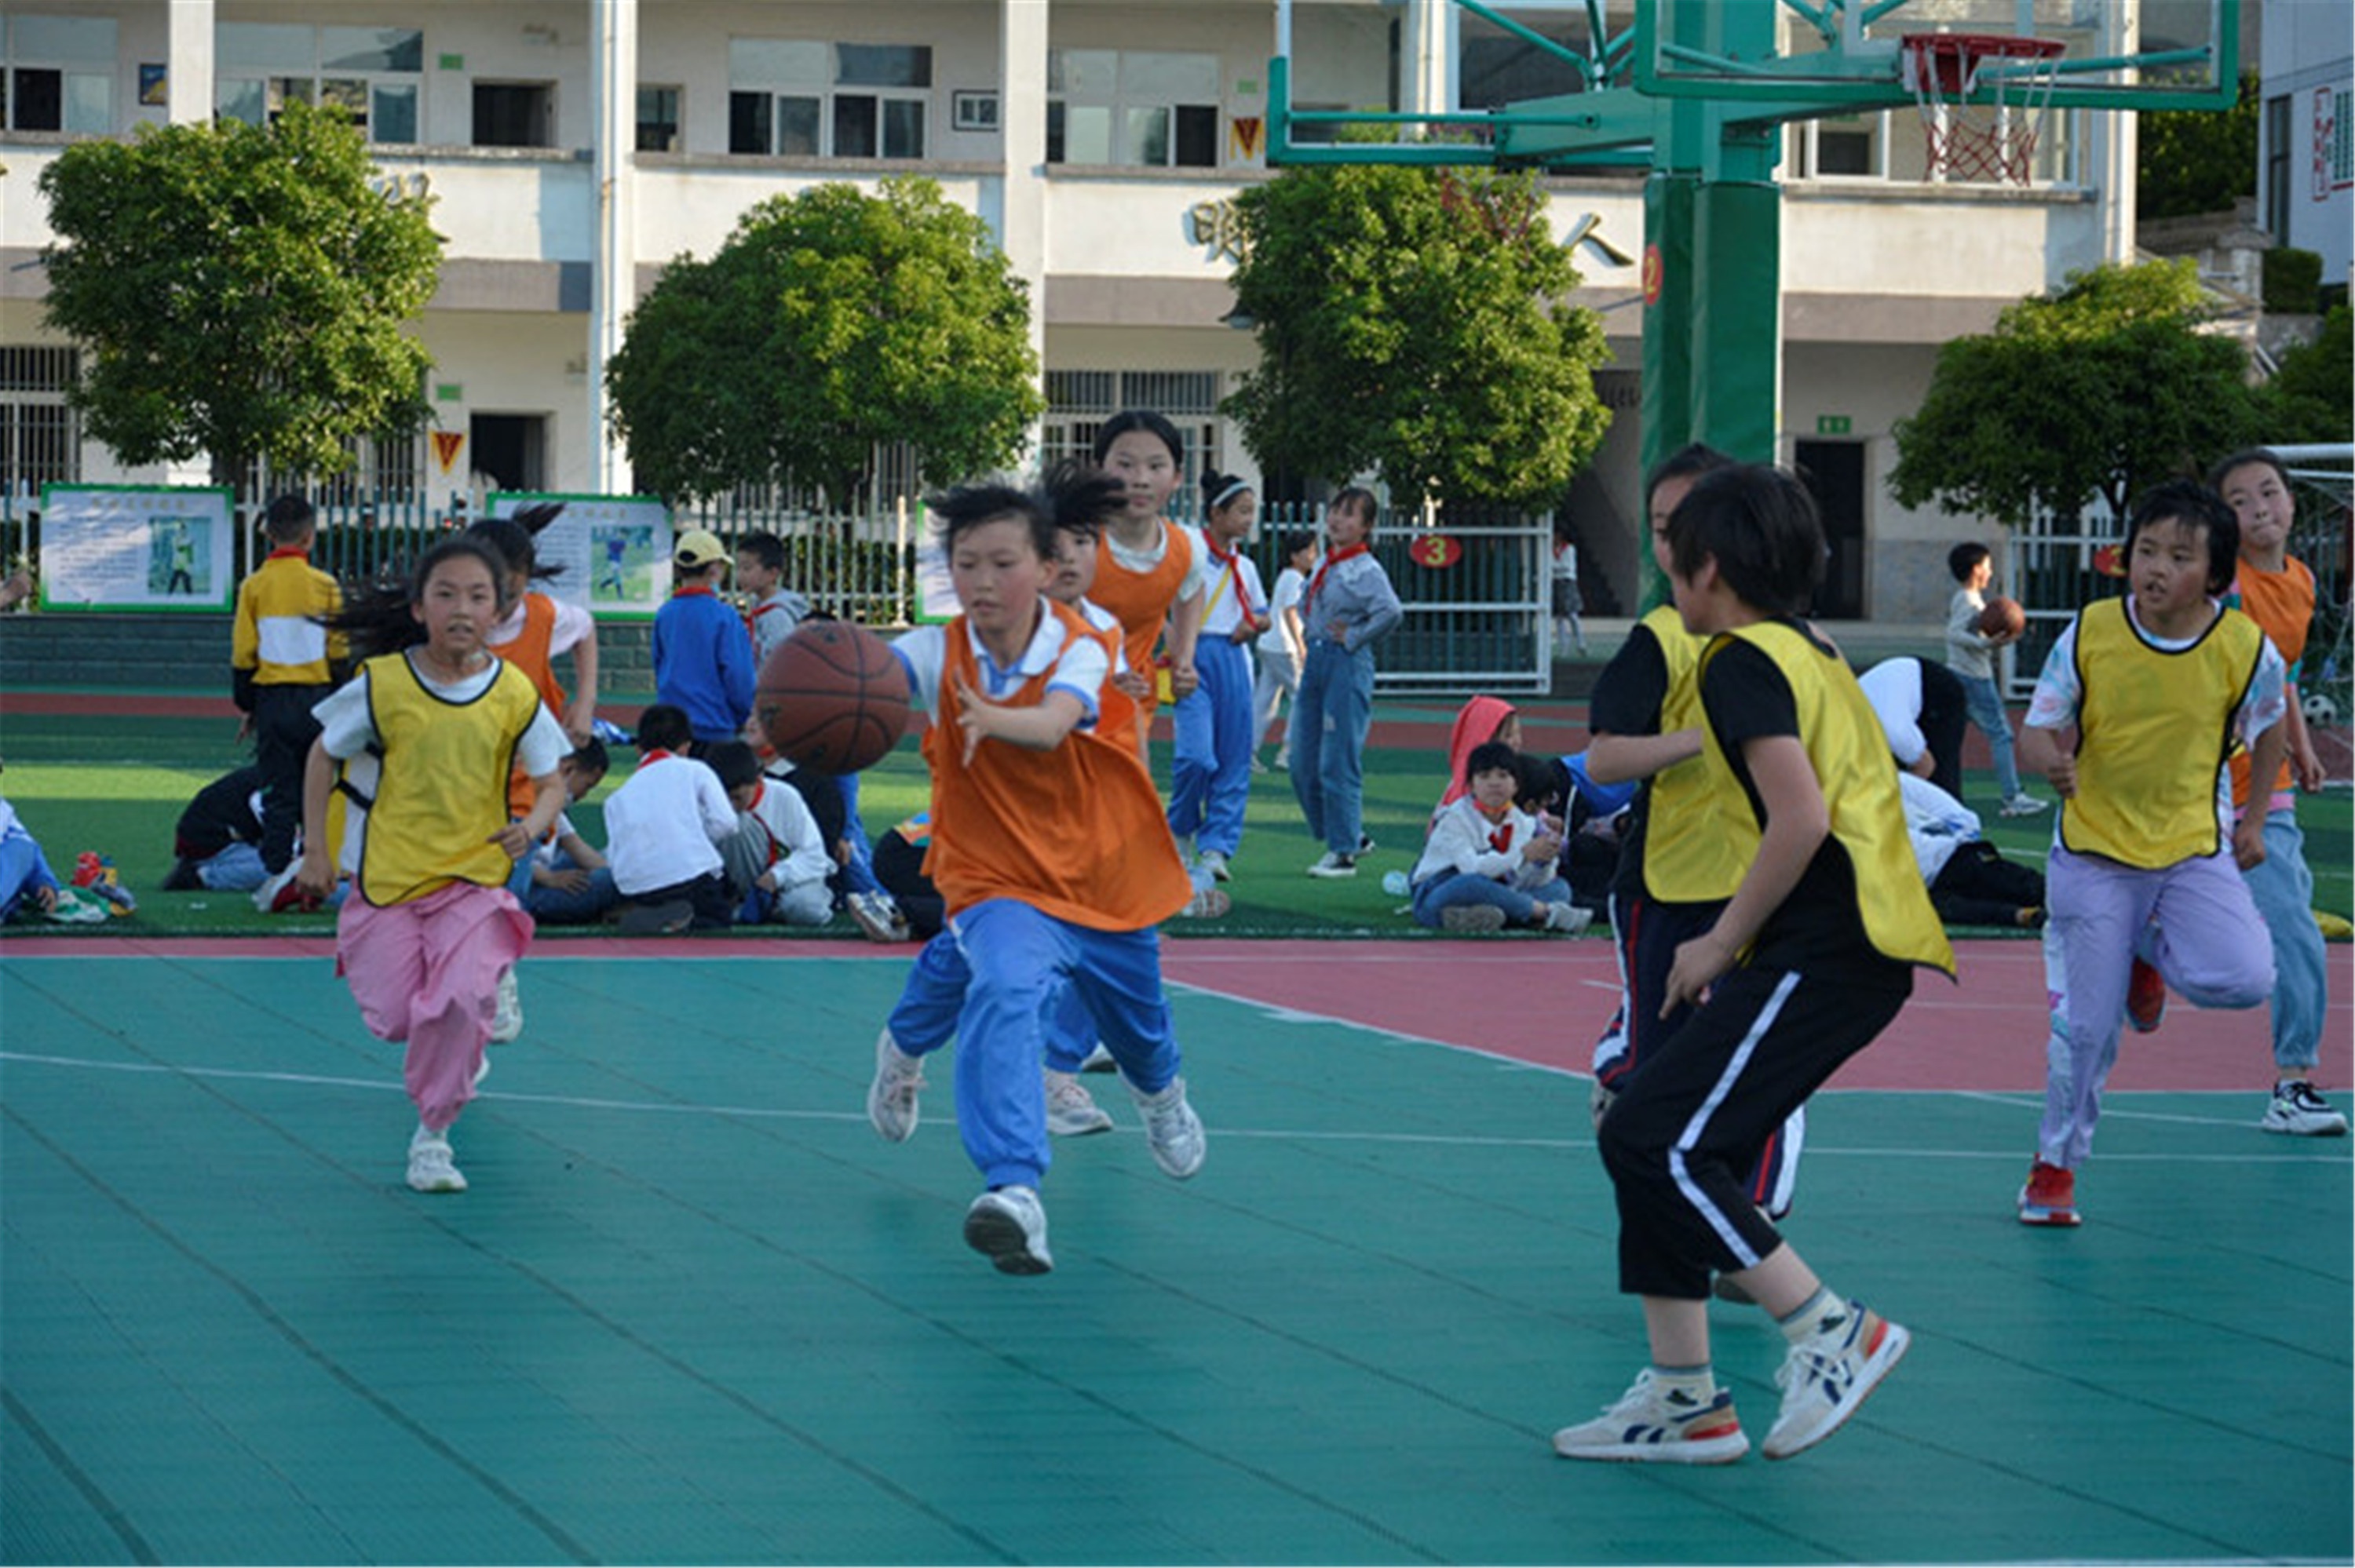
[{"left": 1409, "top": 741, "right": 1588, "bottom": 934}]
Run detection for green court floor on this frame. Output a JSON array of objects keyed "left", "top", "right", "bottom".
[{"left": 3, "top": 951, "right": 2350, "bottom": 1566}]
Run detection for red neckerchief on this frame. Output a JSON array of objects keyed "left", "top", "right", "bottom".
[
  {"left": 1478, "top": 804, "right": 1515, "bottom": 853},
  {"left": 639, "top": 748, "right": 676, "bottom": 766},
  {"left": 1308, "top": 542, "right": 1369, "bottom": 607},
  {"left": 266, "top": 546, "right": 311, "bottom": 561},
  {"left": 674, "top": 584, "right": 716, "bottom": 598},
  {"left": 1204, "top": 534, "right": 1261, "bottom": 621}
]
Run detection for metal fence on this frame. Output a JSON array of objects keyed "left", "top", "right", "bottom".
[{"left": 2, "top": 479, "right": 1556, "bottom": 695}]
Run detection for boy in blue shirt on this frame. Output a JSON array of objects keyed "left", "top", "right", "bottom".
[{"left": 653, "top": 529, "right": 754, "bottom": 746}]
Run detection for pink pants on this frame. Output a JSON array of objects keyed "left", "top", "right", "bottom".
[{"left": 337, "top": 881, "right": 534, "bottom": 1132}]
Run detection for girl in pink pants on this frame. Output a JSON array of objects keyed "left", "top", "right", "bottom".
[{"left": 298, "top": 537, "right": 570, "bottom": 1194}]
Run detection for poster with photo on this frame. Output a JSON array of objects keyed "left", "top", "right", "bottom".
[
  {"left": 486, "top": 492, "right": 671, "bottom": 619},
  {"left": 38, "top": 485, "right": 236, "bottom": 611}
]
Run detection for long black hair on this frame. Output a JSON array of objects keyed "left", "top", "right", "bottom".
[
  {"left": 325, "top": 536, "right": 515, "bottom": 660},
  {"left": 466, "top": 501, "right": 568, "bottom": 586}
]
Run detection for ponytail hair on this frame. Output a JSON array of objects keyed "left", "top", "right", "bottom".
[
  {"left": 1200, "top": 469, "right": 1254, "bottom": 517},
  {"left": 466, "top": 501, "right": 567, "bottom": 585},
  {"left": 326, "top": 536, "right": 515, "bottom": 660}
]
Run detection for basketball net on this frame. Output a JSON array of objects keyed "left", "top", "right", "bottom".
[{"left": 1900, "top": 33, "right": 2067, "bottom": 185}]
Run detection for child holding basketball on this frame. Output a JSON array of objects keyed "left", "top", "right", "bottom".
[
  {"left": 865, "top": 466, "right": 1207, "bottom": 1275},
  {"left": 1167, "top": 469, "right": 1267, "bottom": 883},
  {"left": 1089, "top": 410, "right": 1214, "bottom": 757},
  {"left": 2211, "top": 448, "right": 2342, "bottom": 1136},
  {"left": 2014, "top": 480, "right": 2288, "bottom": 1225},
  {"left": 294, "top": 537, "right": 570, "bottom": 1194},
  {"left": 1943, "top": 541, "right": 2043, "bottom": 816},
  {"left": 1555, "top": 464, "right": 1952, "bottom": 1465}
]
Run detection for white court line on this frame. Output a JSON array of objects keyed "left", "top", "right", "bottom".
[{"left": 15, "top": 1046, "right": 2338, "bottom": 1159}]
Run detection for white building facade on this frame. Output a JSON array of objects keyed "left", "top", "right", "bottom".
[
  {"left": 2257, "top": 0, "right": 2352, "bottom": 294},
  {"left": 1, "top": 0, "right": 2150, "bottom": 622}
]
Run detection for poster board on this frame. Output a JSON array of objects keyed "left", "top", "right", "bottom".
[
  {"left": 37, "top": 484, "right": 236, "bottom": 612},
  {"left": 486, "top": 491, "right": 671, "bottom": 621}
]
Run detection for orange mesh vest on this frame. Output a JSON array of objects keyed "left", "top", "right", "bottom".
[
  {"left": 1091, "top": 523, "right": 1194, "bottom": 751},
  {"left": 2227, "top": 556, "right": 2312, "bottom": 808},
  {"left": 1072, "top": 603, "right": 1143, "bottom": 761},
  {"left": 919, "top": 603, "right": 1192, "bottom": 932},
  {"left": 490, "top": 593, "right": 566, "bottom": 818}
]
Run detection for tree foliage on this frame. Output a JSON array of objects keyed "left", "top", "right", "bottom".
[
  {"left": 1221, "top": 160, "right": 1612, "bottom": 508},
  {"left": 38, "top": 101, "right": 441, "bottom": 482},
  {"left": 605, "top": 178, "right": 1042, "bottom": 504},
  {"left": 1889, "top": 260, "right": 2259, "bottom": 527},
  {"left": 2258, "top": 304, "right": 2353, "bottom": 443},
  {"left": 2137, "top": 71, "right": 2259, "bottom": 221}
]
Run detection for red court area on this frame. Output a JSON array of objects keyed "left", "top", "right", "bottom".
[{"left": 14, "top": 934, "right": 2349, "bottom": 1095}]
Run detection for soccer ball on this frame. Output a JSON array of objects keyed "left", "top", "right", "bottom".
[{"left": 2302, "top": 691, "right": 2341, "bottom": 728}]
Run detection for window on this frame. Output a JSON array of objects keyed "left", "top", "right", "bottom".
[
  {"left": 0, "top": 347, "right": 82, "bottom": 494},
  {"left": 1042, "top": 370, "right": 1223, "bottom": 516},
  {"left": 1792, "top": 113, "right": 1886, "bottom": 179},
  {"left": 473, "top": 82, "right": 553, "bottom": 148},
  {"left": 2265, "top": 93, "right": 2291, "bottom": 242},
  {"left": 637, "top": 85, "right": 681, "bottom": 152},
  {"left": 1048, "top": 49, "right": 1220, "bottom": 168},
  {"left": 3, "top": 13, "right": 116, "bottom": 134},
  {"left": 215, "top": 22, "right": 422, "bottom": 144},
  {"left": 728, "top": 39, "right": 929, "bottom": 159}
]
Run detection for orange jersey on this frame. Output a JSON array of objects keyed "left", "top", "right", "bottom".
[
  {"left": 2228, "top": 555, "right": 2313, "bottom": 807},
  {"left": 1091, "top": 522, "right": 1194, "bottom": 748},
  {"left": 919, "top": 602, "right": 1192, "bottom": 932},
  {"left": 1072, "top": 599, "right": 1143, "bottom": 761},
  {"left": 489, "top": 593, "right": 568, "bottom": 818}
]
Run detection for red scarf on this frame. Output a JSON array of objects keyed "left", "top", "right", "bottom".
[
  {"left": 1204, "top": 534, "right": 1261, "bottom": 623},
  {"left": 1307, "top": 542, "right": 1369, "bottom": 608},
  {"left": 639, "top": 748, "right": 676, "bottom": 766}
]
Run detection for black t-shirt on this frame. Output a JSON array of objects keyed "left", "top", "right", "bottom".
[
  {"left": 1588, "top": 623, "right": 1670, "bottom": 904},
  {"left": 1701, "top": 625, "right": 1910, "bottom": 988},
  {"left": 173, "top": 765, "right": 267, "bottom": 859}
]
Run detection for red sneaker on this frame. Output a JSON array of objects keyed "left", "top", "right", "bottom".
[
  {"left": 2125, "top": 957, "right": 2167, "bottom": 1034},
  {"left": 2017, "top": 1159, "right": 2082, "bottom": 1227}
]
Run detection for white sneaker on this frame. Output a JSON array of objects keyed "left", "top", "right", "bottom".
[
  {"left": 1541, "top": 902, "right": 1592, "bottom": 935},
  {"left": 1079, "top": 1042, "right": 1118, "bottom": 1074},
  {"left": 1127, "top": 1074, "right": 1206, "bottom": 1179},
  {"left": 1044, "top": 1069, "right": 1115, "bottom": 1136},
  {"left": 1999, "top": 794, "right": 2050, "bottom": 817},
  {"left": 1177, "top": 885, "right": 1231, "bottom": 918},
  {"left": 1552, "top": 1369, "right": 1750, "bottom": 1464},
  {"left": 406, "top": 1127, "right": 467, "bottom": 1194},
  {"left": 2263, "top": 1080, "right": 2350, "bottom": 1136},
  {"left": 252, "top": 862, "right": 316, "bottom": 913},
  {"left": 848, "top": 891, "right": 910, "bottom": 943},
  {"left": 866, "top": 1030, "right": 925, "bottom": 1143},
  {"left": 1441, "top": 905, "right": 1507, "bottom": 933},
  {"left": 1762, "top": 1303, "right": 1909, "bottom": 1460},
  {"left": 489, "top": 967, "right": 523, "bottom": 1044},
  {"left": 1199, "top": 848, "right": 1232, "bottom": 883},
  {"left": 1305, "top": 851, "right": 1357, "bottom": 879},
  {"left": 963, "top": 1186, "right": 1053, "bottom": 1274}
]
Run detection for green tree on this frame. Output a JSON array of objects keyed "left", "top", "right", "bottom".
[
  {"left": 1890, "top": 259, "right": 2259, "bottom": 527},
  {"left": 2137, "top": 71, "right": 2259, "bottom": 221},
  {"left": 1221, "top": 160, "right": 1612, "bottom": 507},
  {"left": 2258, "top": 305, "right": 2353, "bottom": 443},
  {"left": 38, "top": 101, "right": 441, "bottom": 484},
  {"left": 605, "top": 177, "right": 1042, "bottom": 504}
]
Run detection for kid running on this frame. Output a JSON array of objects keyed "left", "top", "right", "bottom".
[
  {"left": 1087, "top": 410, "right": 1213, "bottom": 758},
  {"left": 2014, "top": 480, "right": 2288, "bottom": 1224},
  {"left": 1167, "top": 469, "right": 1266, "bottom": 883},
  {"left": 295, "top": 538, "right": 570, "bottom": 1194},
  {"left": 1554, "top": 464, "right": 1952, "bottom": 1465},
  {"left": 866, "top": 467, "right": 1207, "bottom": 1275}
]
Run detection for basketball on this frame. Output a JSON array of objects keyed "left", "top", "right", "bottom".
[
  {"left": 1978, "top": 596, "right": 2026, "bottom": 638},
  {"left": 755, "top": 622, "right": 911, "bottom": 774}
]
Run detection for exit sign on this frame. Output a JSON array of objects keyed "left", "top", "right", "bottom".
[{"left": 1816, "top": 414, "right": 1853, "bottom": 435}]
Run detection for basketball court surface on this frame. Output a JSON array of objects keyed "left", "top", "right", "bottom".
[{"left": 4, "top": 934, "right": 2348, "bottom": 1565}]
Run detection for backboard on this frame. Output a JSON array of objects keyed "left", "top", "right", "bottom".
[{"left": 1636, "top": 0, "right": 2240, "bottom": 112}]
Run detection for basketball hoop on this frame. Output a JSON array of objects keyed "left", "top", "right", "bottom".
[{"left": 1900, "top": 33, "right": 2068, "bottom": 185}]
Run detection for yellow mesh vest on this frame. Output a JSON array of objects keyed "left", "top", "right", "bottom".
[
  {"left": 1640, "top": 604, "right": 1756, "bottom": 903},
  {"left": 2062, "top": 599, "right": 2263, "bottom": 869},
  {"left": 356, "top": 654, "right": 542, "bottom": 906},
  {"left": 1703, "top": 622, "right": 1955, "bottom": 976}
]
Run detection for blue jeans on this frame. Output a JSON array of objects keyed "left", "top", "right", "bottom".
[
  {"left": 1411, "top": 870, "right": 1573, "bottom": 928},
  {"left": 197, "top": 842, "right": 268, "bottom": 892},
  {"left": 1955, "top": 670, "right": 2023, "bottom": 800},
  {"left": 2243, "top": 808, "right": 2328, "bottom": 1072},
  {"left": 885, "top": 899, "right": 1181, "bottom": 1190},
  {"left": 506, "top": 851, "right": 619, "bottom": 924},
  {"left": 1167, "top": 636, "right": 1255, "bottom": 859},
  {"left": 1291, "top": 640, "right": 1375, "bottom": 856}
]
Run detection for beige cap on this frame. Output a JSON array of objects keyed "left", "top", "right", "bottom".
[{"left": 672, "top": 528, "right": 728, "bottom": 569}]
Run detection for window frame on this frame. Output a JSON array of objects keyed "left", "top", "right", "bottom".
[
  {"left": 214, "top": 21, "right": 424, "bottom": 145},
  {"left": 3, "top": 13, "right": 119, "bottom": 135},
  {"left": 1046, "top": 48, "right": 1221, "bottom": 170},
  {"left": 728, "top": 39, "right": 931, "bottom": 160}
]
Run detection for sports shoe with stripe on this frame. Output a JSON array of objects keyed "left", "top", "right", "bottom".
[
  {"left": 1044, "top": 1070, "right": 1114, "bottom": 1136},
  {"left": 489, "top": 967, "right": 524, "bottom": 1044},
  {"left": 1552, "top": 1369, "right": 1750, "bottom": 1464},
  {"left": 963, "top": 1185, "right": 1053, "bottom": 1275},
  {"left": 1127, "top": 1074, "right": 1206, "bottom": 1179},
  {"left": 866, "top": 1030, "right": 925, "bottom": 1143},
  {"left": 406, "top": 1127, "right": 467, "bottom": 1194},
  {"left": 2017, "top": 1158, "right": 2082, "bottom": 1226},
  {"left": 1762, "top": 1302, "right": 1909, "bottom": 1460},
  {"left": 2262, "top": 1080, "right": 2349, "bottom": 1136}
]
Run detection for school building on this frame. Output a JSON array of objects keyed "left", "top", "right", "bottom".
[{"left": 0, "top": 0, "right": 2284, "bottom": 626}]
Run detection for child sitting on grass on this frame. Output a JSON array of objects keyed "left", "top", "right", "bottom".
[{"left": 1408, "top": 740, "right": 1586, "bottom": 935}]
